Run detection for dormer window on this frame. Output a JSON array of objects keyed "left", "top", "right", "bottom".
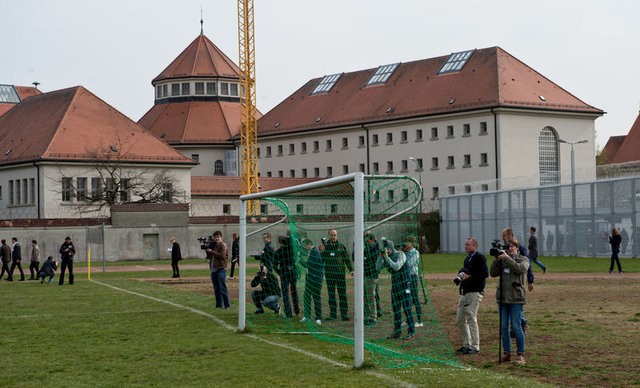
[
  {"left": 220, "top": 82, "right": 229, "bottom": 95},
  {"left": 206, "top": 82, "right": 216, "bottom": 95},
  {"left": 230, "top": 83, "right": 239, "bottom": 96}
]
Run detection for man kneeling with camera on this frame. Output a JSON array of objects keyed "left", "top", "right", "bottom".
[
  {"left": 251, "top": 265, "right": 281, "bottom": 315},
  {"left": 455, "top": 237, "right": 488, "bottom": 355}
]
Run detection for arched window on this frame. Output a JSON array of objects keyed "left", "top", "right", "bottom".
[
  {"left": 214, "top": 160, "right": 224, "bottom": 176},
  {"left": 539, "top": 126, "right": 560, "bottom": 185}
]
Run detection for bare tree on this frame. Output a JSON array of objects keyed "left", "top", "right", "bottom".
[{"left": 52, "top": 131, "right": 185, "bottom": 214}]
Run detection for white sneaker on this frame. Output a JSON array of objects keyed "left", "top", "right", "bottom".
[
  {"left": 299, "top": 317, "right": 308, "bottom": 323},
  {"left": 415, "top": 322, "right": 424, "bottom": 328},
  {"left": 315, "top": 319, "right": 322, "bottom": 325}
]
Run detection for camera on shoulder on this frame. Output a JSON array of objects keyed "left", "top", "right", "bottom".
[
  {"left": 197, "top": 236, "right": 214, "bottom": 250},
  {"left": 489, "top": 239, "right": 509, "bottom": 256}
]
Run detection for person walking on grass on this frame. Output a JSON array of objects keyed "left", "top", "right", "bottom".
[
  {"left": 29, "top": 240, "right": 41, "bottom": 280},
  {"left": 490, "top": 238, "right": 529, "bottom": 365},
  {"left": 528, "top": 227, "right": 547, "bottom": 273},
  {"left": 170, "top": 236, "right": 182, "bottom": 278},
  {"left": 229, "top": 233, "right": 240, "bottom": 279},
  {"left": 0, "top": 239, "right": 11, "bottom": 280},
  {"left": 609, "top": 227, "right": 623, "bottom": 274},
  {"left": 59, "top": 236, "right": 75, "bottom": 285},
  {"left": 8, "top": 237, "right": 25, "bottom": 281}
]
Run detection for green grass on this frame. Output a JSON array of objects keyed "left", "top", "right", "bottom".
[{"left": 1, "top": 272, "right": 544, "bottom": 387}]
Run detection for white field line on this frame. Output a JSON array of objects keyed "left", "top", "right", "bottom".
[{"left": 91, "top": 279, "right": 416, "bottom": 388}]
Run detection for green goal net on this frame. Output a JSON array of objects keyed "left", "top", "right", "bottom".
[{"left": 239, "top": 173, "right": 459, "bottom": 368}]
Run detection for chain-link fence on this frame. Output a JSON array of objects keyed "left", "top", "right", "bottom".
[{"left": 440, "top": 175, "right": 640, "bottom": 258}]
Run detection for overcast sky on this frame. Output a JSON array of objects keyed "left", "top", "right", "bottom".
[{"left": 2, "top": 0, "right": 638, "bottom": 149}]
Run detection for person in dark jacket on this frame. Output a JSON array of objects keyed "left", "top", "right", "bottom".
[
  {"left": 229, "top": 233, "right": 240, "bottom": 279},
  {"left": 8, "top": 237, "right": 25, "bottom": 281},
  {"left": 255, "top": 233, "right": 275, "bottom": 273},
  {"left": 363, "top": 232, "right": 380, "bottom": 325},
  {"left": 300, "top": 238, "right": 323, "bottom": 324},
  {"left": 320, "top": 229, "right": 353, "bottom": 321},
  {"left": 609, "top": 227, "right": 623, "bottom": 273},
  {"left": 528, "top": 226, "right": 547, "bottom": 273},
  {"left": 207, "top": 231, "right": 230, "bottom": 309},
  {"left": 0, "top": 239, "right": 11, "bottom": 280},
  {"left": 59, "top": 236, "right": 76, "bottom": 285},
  {"left": 377, "top": 239, "right": 415, "bottom": 340},
  {"left": 170, "top": 236, "right": 182, "bottom": 278},
  {"left": 455, "top": 237, "right": 488, "bottom": 355},
  {"left": 275, "top": 235, "right": 299, "bottom": 318},
  {"left": 39, "top": 256, "right": 58, "bottom": 284},
  {"left": 251, "top": 265, "right": 281, "bottom": 314}
]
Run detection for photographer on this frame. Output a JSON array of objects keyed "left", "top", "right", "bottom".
[
  {"left": 376, "top": 239, "right": 415, "bottom": 341},
  {"left": 275, "top": 235, "right": 299, "bottom": 318},
  {"left": 455, "top": 238, "right": 488, "bottom": 355},
  {"left": 254, "top": 233, "right": 275, "bottom": 273},
  {"left": 250, "top": 265, "right": 281, "bottom": 314},
  {"left": 490, "top": 238, "right": 529, "bottom": 365},
  {"left": 206, "top": 231, "right": 230, "bottom": 309}
]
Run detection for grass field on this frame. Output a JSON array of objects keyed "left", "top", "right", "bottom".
[{"left": 1, "top": 254, "right": 638, "bottom": 387}]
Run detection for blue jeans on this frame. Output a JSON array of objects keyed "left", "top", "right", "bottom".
[
  {"left": 211, "top": 269, "right": 230, "bottom": 308},
  {"left": 252, "top": 291, "right": 279, "bottom": 312},
  {"left": 500, "top": 303, "right": 525, "bottom": 353},
  {"left": 531, "top": 256, "right": 547, "bottom": 271}
]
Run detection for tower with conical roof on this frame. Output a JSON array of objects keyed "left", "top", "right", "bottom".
[{"left": 139, "top": 32, "right": 261, "bottom": 177}]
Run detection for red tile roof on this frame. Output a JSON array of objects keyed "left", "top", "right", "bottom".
[
  {"left": 609, "top": 114, "right": 640, "bottom": 163},
  {"left": 602, "top": 135, "right": 626, "bottom": 163},
  {"left": 139, "top": 100, "right": 250, "bottom": 144},
  {"left": 257, "top": 47, "right": 603, "bottom": 136},
  {"left": 191, "top": 176, "right": 319, "bottom": 196},
  {"left": 153, "top": 34, "right": 240, "bottom": 82},
  {"left": 0, "top": 86, "right": 195, "bottom": 166}
]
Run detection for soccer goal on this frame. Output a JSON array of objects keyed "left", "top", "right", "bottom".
[{"left": 239, "top": 173, "right": 457, "bottom": 368}]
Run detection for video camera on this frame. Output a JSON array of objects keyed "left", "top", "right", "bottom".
[
  {"left": 197, "top": 236, "right": 214, "bottom": 250},
  {"left": 489, "top": 239, "right": 509, "bottom": 256}
]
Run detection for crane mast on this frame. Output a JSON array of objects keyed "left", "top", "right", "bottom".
[{"left": 238, "top": 0, "right": 259, "bottom": 215}]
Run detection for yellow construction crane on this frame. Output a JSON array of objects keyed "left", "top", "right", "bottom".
[{"left": 238, "top": 0, "right": 259, "bottom": 215}]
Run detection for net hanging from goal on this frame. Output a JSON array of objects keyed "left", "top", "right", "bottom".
[{"left": 240, "top": 174, "right": 459, "bottom": 368}]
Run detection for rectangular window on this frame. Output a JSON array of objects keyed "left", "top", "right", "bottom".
[
  {"left": 358, "top": 135, "right": 365, "bottom": 147},
  {"left": 480, "top": 121, "right": 488, "bottom": 134},
  {"left": 277, "top": 145, "right": 283, "bottom": 156},
  {"left": 120, "top": 179, "right": 130, "bottom": 202},
  {"left": 302, "top": 168, "right": 308, "bottom": 177},
  {"left": 401, "top": 131, "right": 408, "bottom": 142},
  {"left": 447, "top": 156, "right": 455, "bottom": 168},
  {"left": 162, "top": 84, "right": 168, "bottom": 97},
  {"left": 191, "top": 154, "right": 200, "bottom": 162},
  {"left": 301, "top": 142, "right": 307, "bottom": 153},
  {"left": 386, "top": 132, "right": 393, "bottom": 144},
  {"left": 342, "top": 137, "right": 348, "bottom": 149},
  {"left": 290, "top": 169, "right": 295, "bottom": 177},
  {"left": 266, "top": 146, "right": 272, "bottom": 157},
  {"left": 402, "top": 188, "right": 409, "bottom": 201},
  {"left": 61, "top": 177, "right": 72, "bottom": 202},
  {"left": 230, "top": 83, "right": 239, "bottom": 96},
  {"left": 447, "top": 125, "right": 454, "bottom": 138},
  {"left": 326, "top": 166, "right": 333, "bottom": 177},
  {"left": 480, "top": 153, "right": 488, "bottom": 166},
  {"left": 401, "top": 159, "right": 408, "bottom": 172},
  {"left": 432, "top": 187, "right": 439, "bottom": 200},
  {"left": 463, "top": 123, "right": 471, "bottom": 136},
  {"left": 181, "top": 82, "right": 190, "bottom": 95},
  {"left": 156, "top": 86, "right": 162, "bottom": 98},
  {"left": 431, "top": 127, "right": 438, "bottom": 139},
  {"left": 359, "top": 163, "right": 365, "bottom": 173},
  {"left": 387, "top": 190, "right": 394, "bottom": 202},
  {"left": 195, "top": 82, "right": 204, "bottom": 95},
  {"left": 22, "top": 179, "right": 28, "bottom": 205},
  {"left": 77, "top": 177, "right": 87, "bottom": 202},
  {"left": 91, "top": 177, "right": 102, "bottom": 200},
  {"left": 373, "top": 190, "right": 380, "bottom": 202},
  {"left": 416, "top": 129, "right": 423, "bottom": 141},
  {"left": 223, "top": 204, "right": 231, "bottom": 214},
  {"left": 171, "top": 83, "right": 180, "bottom": 96},
  {"left": 289, "top": 144, "right": 295, "bottom": 154},
  {"left": 326, "top": 139, "right": 332, "bottom": 151},
  {"left": 267, "top": 172, "right": 272, "bottom": 177},
  {"left": 448, "top": 186, "right": 455, "bottom": 195},
  {"left": 0, "top": 185, "right": 3, "bottom": 201},
  {"left": 220, "top": 82, "right": 229, "bottom": 95},
  {"left": 387, "top": 161, "right": 393, "bottom": 173},
  {"left": 206, "top": 82, "right": 216, "bottom": 95},
  {"left": 372, "top": 134, "right": 379, "bottom": 146},
  {"left": 278, "top": 170, "right": 284, "bottom": 177},
  {"left": 296, "top": 204, "right": 304, "bottom": 214},
  {"left": 481, "top": 184, "right": 489, "bottom": 191},
  {"left": 464, "top": 154, "right": 471, "bottom": 167},
  {"left": 260, "top": 204, "right": 269, "bottom": 214},
  {"left": 330, "top": 204, "right": 338, "bottom": 214},
  {"left": 105, "top": 178, "right": 116, "bottom": 202},
  {"left": 464, "top": 185, "right": 472, "bottom": 193},
  {"left": 432, "top": 157, "right": 439, "bottom": 170},
  {"left": 342, "top": 165, "right": 348, "bottom": 174},
  {"left": 373, "top": 162, "right": 379, "bottom": 174},
  {"left": 9, "top": 180, "right": 14, "bottom": 205},
  {"left": 416, "top": 158, "right": 423, "bottom": 170},
  {"left": 313, "top": 141, "right": 319, "bottom": 152},
  {"left": 314, "top": 167, "right": 320, "bottom": 177}
]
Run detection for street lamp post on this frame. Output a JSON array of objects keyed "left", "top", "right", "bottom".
[
  {"left": 557, "top": 138, "right": 588, "bottom": 257},
  {"left": 409, "top": 156, "right": 423, "bottom": 246}
]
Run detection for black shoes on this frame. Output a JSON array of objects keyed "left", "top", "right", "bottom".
[
  {"left": 254, "top": 309, "right": 265, "bottom": 314},
  {"left": 386, "top": 332, "right": 401, "bottom": 340},
  {"left": 457, "top": 346, "right": 479, "bottom": 355}
]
